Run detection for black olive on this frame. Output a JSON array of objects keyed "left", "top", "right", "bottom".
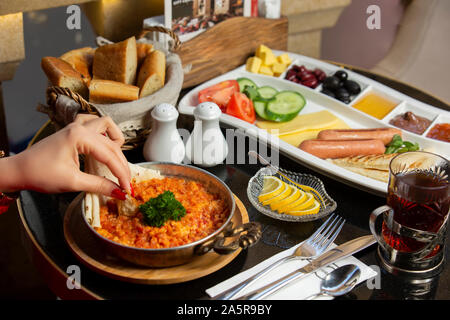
[
  {"left": 334, "top": 70, "right": 348, "bottom": 82},
  {"left": 322, "top": 76, "right": 341, "bottom": 91},
  {"left": 344, "top": 80, "right": 361, "bottom": 95},
  {"left": 321, "top": 89, "right": 335, "bottom": 98},
  {"left": 335, "top": 87, "right": 349, "bottom": 96},
  {"left": 335, "top": 88, "right": 350, "bottom": 101},
  {"left": 340, "top": 97, "right": 351, "bottom": 104}
]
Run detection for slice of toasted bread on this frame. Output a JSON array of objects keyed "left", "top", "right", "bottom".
[
  {"left": 137, "top": 50, "right": 165, "bottom": 98},
  {"left": 336, "top": 166, "right": 389, "bottom": 183},
  {"left": 136, "top": 43, "right": 154, "bottom": 67},
  {"left": 89, "top": 79, "right": 139, "bottom": 104},
  {"left": 329, "top": 154, "right": 397, "bottom": 171},
  {"left": 93, "top": 36, "right": 137, "bottom": 85},
  {"left": 41, "top": 56, "right": 88, "bottom": 98},
  {"left": 60, "top": 47, "right": 95, "bottom": 86}
]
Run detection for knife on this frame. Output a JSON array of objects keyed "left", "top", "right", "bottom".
[{"left": 234, "top": 234, "right": 376, "bottom": 300}]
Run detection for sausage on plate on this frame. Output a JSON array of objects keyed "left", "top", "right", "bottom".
[
  {"left": 299, "top": 139, "right": 386, "bottom": 159},
  {"left": 317, "top": 128, "right": 401, "bottom": 145}
]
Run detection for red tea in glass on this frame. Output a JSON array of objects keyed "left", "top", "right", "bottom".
[{"left": 382, "top": 153, "right": 449, "bottom": 255}]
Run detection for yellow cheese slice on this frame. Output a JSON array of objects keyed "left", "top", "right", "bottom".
[
  {"left": 278, "top": 119, "right": 350, "bottom": 147},
  {"left": 256, "top": 110, "right": 342, "bottom": 136}
]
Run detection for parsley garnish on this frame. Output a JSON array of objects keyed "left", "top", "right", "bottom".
[{"left": 139, "top": 191, "right": 186, "bottom": 227}]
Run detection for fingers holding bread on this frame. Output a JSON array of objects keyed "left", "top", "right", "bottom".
[{"left": 41, "top": 36, "right": 167, "bottom": 104}]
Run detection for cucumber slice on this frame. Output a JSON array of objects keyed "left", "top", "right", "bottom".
[
  {"left": 237, "top": 78, "right": 257, "bottom": 92},
  {"left": 257, "top": 86, "right": 278, "bottom": 99},
  {"left": 253, "top": 100, "right": 270, "bottom": 120},
  {"left": 243, "top": 86, "right": 260, "bottom": 101},
  {"left": 266, "top": 91, "right": 306, "bottom": 122}
]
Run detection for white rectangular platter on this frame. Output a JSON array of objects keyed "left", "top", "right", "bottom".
[{"left": 178, "top": 51, "right": 450, "bottom": 196}]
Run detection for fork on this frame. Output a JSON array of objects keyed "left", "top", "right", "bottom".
[{"left": 212, "top": 213, "right": 345, "bottom": 300}]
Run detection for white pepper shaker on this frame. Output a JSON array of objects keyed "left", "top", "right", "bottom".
[
  {"left": 143, "top": 103, "right": 185, "bottom": 163},
  {"left": 185, "top": 102, "right": 228, "bottom": 167}
]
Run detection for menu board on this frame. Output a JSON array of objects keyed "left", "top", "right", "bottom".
[{"left": 164, "top": 0, "right": 249, "bottom": 42}]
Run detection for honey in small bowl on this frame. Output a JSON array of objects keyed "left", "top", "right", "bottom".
[{"left": 352, "top": 92, "right": 398, "bottom": 119}]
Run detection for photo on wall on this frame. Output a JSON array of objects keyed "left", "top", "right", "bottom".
[{"left": 165, "top": 0, "right": 249, "bottom": 42}]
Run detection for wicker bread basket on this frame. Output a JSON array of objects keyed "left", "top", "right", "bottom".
[{"left": 38, "top": 27, "right": 183, "bottom": 150}]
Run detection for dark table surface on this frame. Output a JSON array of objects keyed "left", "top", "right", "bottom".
[{"left": 18, "top": 67, "right": 450, "bottom": 300}]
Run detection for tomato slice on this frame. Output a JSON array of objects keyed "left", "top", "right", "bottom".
[
  {"left": 226, "top": 92, "right": 256, "bottom": 123},
  {"left": 198, "top": 80, "right": 240, "bottom": 112}
]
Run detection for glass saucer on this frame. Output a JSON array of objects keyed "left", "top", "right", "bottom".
[{"left": 247, "top": 167, "right": 337, "bottom": 222}]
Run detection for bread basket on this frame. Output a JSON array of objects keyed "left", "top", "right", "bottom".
[{"left": 38, "top": 26, "right": 183, "bottom": 150}]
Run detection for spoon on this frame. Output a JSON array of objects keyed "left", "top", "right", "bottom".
[{"left": 305, "top": 264, "right": 361, "bottom": 300}]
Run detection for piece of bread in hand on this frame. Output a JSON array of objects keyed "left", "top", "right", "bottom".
[
  {"left": 93, "top": 36, "right": 137, "bottom": 85},
  {"left": 41, "top": 56, "right": 88, "bottom": 98},
  {"left": 60, "top": 47, "right": 95, "bottom": 86},
  {"left": 136, "top": 43, "right": 154, "bottom": 67},
  {"left": 89, "top": 79, "right": 139, "bottom": 104},
  {"left": 137, "top": 50, "right": 165, "bottom": 98}
]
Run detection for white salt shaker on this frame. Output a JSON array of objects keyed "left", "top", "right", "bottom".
[
  {"left": 143, "top": 103, "right": 185, "bottom": 163},
  {"left": 186, "top": 102, "right": 228, "bottom": 167}
]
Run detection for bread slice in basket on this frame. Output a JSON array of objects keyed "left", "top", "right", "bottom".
[
  {"left": 137, "top": 50, "right": 166, "bottom": 98},
  {"left": 60, "top": 47, "right": 95, "bottom": 86},
  {"left": 136, "top": 43, "right": 154, "bottom": 67},
  {"left": 93, "top": 36, "right": 137, "bottom": 85},
  {"left": 89, "top": 79, "right": 139, "bottom": 104},
  {"left": 41, "top": 56, "right": 89, "bottom": 98}
]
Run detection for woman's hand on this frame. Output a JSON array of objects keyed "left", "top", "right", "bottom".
[{"left": 0, "top": 115, "right": 131, "bottom": 198}]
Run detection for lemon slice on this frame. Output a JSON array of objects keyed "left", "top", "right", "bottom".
[
  {"left": 296, "top": 184, "right": 325, "bottom": 207},
  {"left": 270, "top": 185, "right": 301, "bottom": 212},
  {"left": 277, "top": 189, "right": 307, "bottom": 213},
  {"left": 258, "top": 176, "right": 283, "bottom": 203},
  {"left": 286, "top": 200, "right": 320, "bottom": 216},
  {"left": 261, "top": 183, "right": 291, "bottom": 206},
  {"left": 286, "top": 192, "right": 314, "bottom": 212}
]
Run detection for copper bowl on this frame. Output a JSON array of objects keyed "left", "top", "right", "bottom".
[{"left": 81, "top": 162, "right": 241, "bottom": 267}]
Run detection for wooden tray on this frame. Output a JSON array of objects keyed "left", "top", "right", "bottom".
[
  {"left": 177, "top": 16, "right": 288, "bottom": 89},
  {"left": 63, "top": 193, "right": 249, "bottom": 285}
]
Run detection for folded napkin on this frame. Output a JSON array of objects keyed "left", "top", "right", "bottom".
[{"left": 206, "top": 242, "right": 378, "bottom": 300}]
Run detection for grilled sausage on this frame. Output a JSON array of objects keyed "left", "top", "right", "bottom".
[
  {"left": 299, "top": 139, "right": 386, "bottom": 159},
  {"left": 317, "top": 128, "right": 402, "bottom": 145}
]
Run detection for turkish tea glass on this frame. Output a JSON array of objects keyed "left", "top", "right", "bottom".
[{"left": 370, "top": 151, "right": 449, "bottom": 277}]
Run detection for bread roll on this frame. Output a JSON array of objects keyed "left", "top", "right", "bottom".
[
  {"left": 137, "top": 50, "right": 165, "bottom": 98},
  {"left": 60, "top": 47, "right": 95, "bottom": 86},
  {"left": 136, "top": 43, "right": 153, "bottom": 67},
  {"left": 93, "top": 36, "right": 137, "bottom": 85},
  {"left": 89, "top": 79, "right": 139, "bottom": 104},
  {"left": 41, "top": 56, "right": 88, "bottom": 98}
]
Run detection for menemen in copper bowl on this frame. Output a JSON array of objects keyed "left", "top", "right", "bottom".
[{"left": 81, "top": 161, "right": 240, "bottom": 267}]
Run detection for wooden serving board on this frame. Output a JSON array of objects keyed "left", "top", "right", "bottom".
[
  {"left": 63, "top": 193, "right": 249, "bottom": 285},
  {"left": 176, "top": 16, "right": 288, "bottom": 89}
]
